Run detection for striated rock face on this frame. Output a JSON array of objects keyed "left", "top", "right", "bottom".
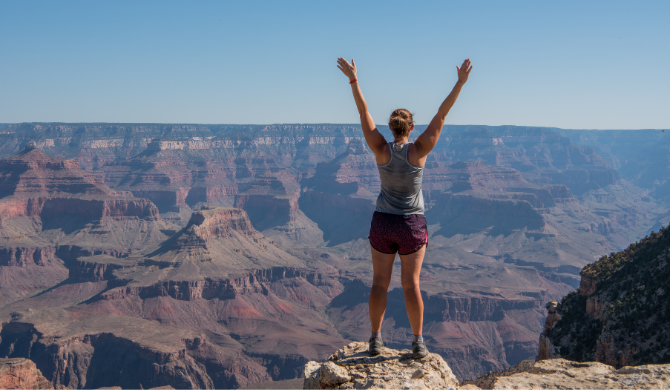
[
  {"left": 98, "top": 266, "right": 332, "bottom": 302},
  {"left": 0, "top": 197, "right": 159, "bottom": 222},
  {"left": 0, "top": 357, "right": 52, "bottom": 389},
  {"left": 0, "top": 246, "right": 58, "bottom": 267},
  {"left": 0, "top": 143, "right": 113, "bottom": 198},
  {"left": 303, "top": 342, "right": 459, "bottom": 389}
]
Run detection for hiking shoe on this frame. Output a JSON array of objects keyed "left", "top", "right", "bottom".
[
  {"left": 369, "top": 336, "right": 384, "bottom": 356},
  {"left": 412, "top": 341, "right": 428, "bottom": 358}
]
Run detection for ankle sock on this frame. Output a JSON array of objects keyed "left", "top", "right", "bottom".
[
  {"left": 371, "top": 332, "right": 381, "bottom": 340},
  {"left": 413, "top": 335, "right": 424, "bottom": 344}
]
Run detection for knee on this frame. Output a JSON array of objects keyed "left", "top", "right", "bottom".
[
  {"left": 371, "top": 278, "right": 391, "bottom": 292},
  {"left": 401, "top": 279, "right": 420, "bottom": 292}
]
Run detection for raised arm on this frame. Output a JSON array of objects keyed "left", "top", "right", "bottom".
[
  {"left": 414, "top": 59, "right": 472, "bottom": 159},
  {"left": 337, "top": 57, "right": 388, "bottom": 161}
]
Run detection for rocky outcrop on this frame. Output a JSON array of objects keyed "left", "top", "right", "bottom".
[
  {"left": 303, "top": 342, "right": 459, "bottom": 389},
  {"left": 0, "top": 358, "right": 52, "bottom": 389},
  {"left": 541, "top": 225, "right": 670, "bottom": 367},
  {"left": 537, "top": 301, "right": 560, "bottom": 360}
]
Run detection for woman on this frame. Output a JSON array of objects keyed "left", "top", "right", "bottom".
[{"left": 336, "top": 57, "right": 472, "bottom": 358}]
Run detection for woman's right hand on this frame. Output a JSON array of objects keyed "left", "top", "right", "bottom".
[
  {"left": 456, "top": 58, "right": 473, "bottom": 84},
  {"left": 337, "top": 57, "right": 357, "bottom": 81}
]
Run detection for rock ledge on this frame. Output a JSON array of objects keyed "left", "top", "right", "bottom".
[
  {"left": 303, "top": 342, "right": 459, "bottom": 389},
  {"left": 492, "top": 358, "right": 670, "bottom": 389}
]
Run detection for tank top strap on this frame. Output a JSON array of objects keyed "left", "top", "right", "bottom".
[{"left": 389, "top": 142, "right": 410, "bottom": 160}]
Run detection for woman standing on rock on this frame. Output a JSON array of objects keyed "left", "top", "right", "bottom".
[{"left": 337, "top": 57, "right": 472, "bottom": 358}]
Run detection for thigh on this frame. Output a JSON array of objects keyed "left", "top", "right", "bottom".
[
  {"left": 399, "top": 244, "right": 426, "bottom": 288},
  {"left": 371, "top": 246, "right": 396, "bottom": 287}
]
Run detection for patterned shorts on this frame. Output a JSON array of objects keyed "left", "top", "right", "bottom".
[{"left": 368, "top": 211, "right": 428, "bottom": 255}]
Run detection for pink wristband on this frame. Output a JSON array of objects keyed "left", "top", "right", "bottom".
[{"left": 349, "top": 78, "right": 358, "bottom": 84}]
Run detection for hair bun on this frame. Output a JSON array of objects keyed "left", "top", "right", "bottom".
[{"left": 389, "top": 109, "right": 414, "bottom": 139}]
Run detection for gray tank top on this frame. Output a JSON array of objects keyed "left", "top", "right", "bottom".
[{"left": 376, "top": 142, "right": 425, "bottom": 215}]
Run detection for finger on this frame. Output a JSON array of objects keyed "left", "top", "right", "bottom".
[
  {"left": 456, "top": 66, "right": 460, "bottom": 72},
  {"left": 467, "top": 65, "right": 473, "bottom": 73}
]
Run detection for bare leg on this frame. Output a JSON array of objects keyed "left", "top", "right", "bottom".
[
  {"left": 369, "top": 246, "right": 396, "bottom": 333},
  {"left": 399, "top": 244, "right": 426, "bottom": 336}
]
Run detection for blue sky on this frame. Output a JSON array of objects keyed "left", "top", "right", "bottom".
[{"left": 0, "top": 0, "right": 668, "bottom": 129}]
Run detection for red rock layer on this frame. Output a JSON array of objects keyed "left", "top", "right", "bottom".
[
  {"left": 0, "top": 144, "right": 114, "bottom": 198},
  {"left": 0, "top": 358, "right": 52, "bottom": 389}
]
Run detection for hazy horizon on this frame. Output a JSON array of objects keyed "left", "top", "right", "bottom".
[{"left": 1, "top": 122, "right": 668, "bottom": 132}]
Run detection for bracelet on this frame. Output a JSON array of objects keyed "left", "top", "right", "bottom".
[{"left": 349, "top": 78, "right": 358, "bottom": 84}]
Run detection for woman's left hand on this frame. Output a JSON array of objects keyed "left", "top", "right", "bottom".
[{"left": 337, "top": 57, "right": 357, "bottom": 81}]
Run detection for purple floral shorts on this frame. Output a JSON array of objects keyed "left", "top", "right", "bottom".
[{"left": 368, "top": 211, "right": 428, "bottom": 255}]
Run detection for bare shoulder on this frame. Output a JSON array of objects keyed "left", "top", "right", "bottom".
[
  {"left": 374, "top": 141, "right": 390, "bottom": 165},
  {"left": 408, "top": 143, "right": 427, "bottom": 168}
]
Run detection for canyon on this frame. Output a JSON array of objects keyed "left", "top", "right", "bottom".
[{"left": 0, "top": 123, "right": 668, "bottom": 388}]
